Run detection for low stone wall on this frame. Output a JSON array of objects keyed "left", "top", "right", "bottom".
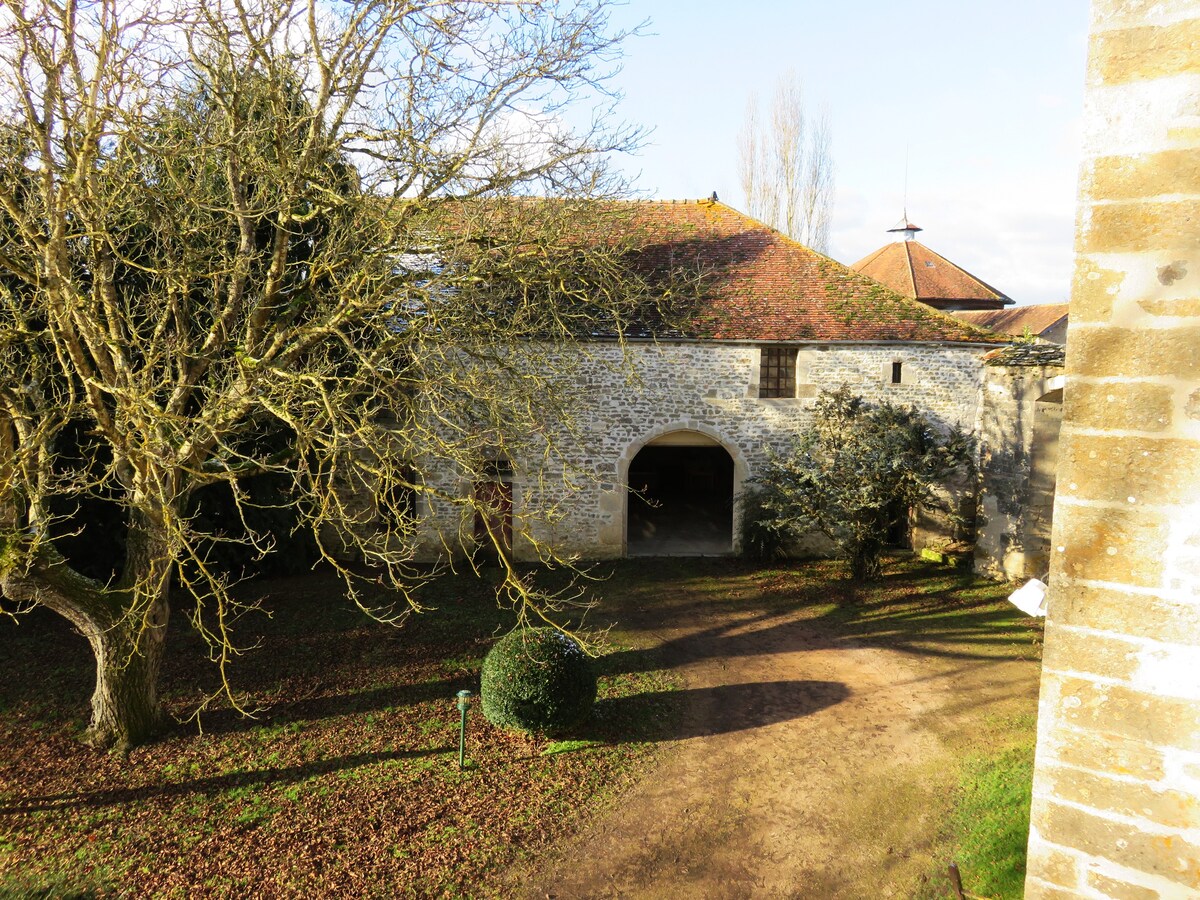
[{"left": 973, "top": 344, "right": 1066, "bottom": 580}]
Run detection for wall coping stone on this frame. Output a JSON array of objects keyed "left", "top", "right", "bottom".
[{"left": 984, "top": 344, "right": 1068, "bottom": 368}]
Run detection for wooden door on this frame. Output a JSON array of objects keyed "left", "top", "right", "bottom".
[{"left": 473, "top": 481, "right": 512, "bottom": 561}]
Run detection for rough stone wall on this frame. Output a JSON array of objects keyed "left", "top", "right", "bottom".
[
  {"left": 1025, "top": 2, "right": 1200, "bottom": 897},
  {"left": 418, "top": 340, "right": 990, "bottom": 561},
  {"left": 974, "top": 347, "right": 1066, "bottom": 580}
]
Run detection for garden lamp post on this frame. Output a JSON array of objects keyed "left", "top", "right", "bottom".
[{"left": 456, "top": 690, "right": 473, "bottom": 769}]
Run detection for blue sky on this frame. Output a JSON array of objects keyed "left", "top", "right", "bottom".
[{"left": 600, "top": 1, "right": 1091, "bottom": 305}]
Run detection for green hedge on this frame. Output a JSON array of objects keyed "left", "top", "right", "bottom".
[{"left": 480, "top": 627, "right": 596, "bottom": 735}]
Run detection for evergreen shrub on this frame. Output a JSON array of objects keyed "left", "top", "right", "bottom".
[
  {"left": 739, "top": 488, "right": 791, "bottom": 561},
  {"left": 480, "top": 627, "right": 596, "bottom": 734}
]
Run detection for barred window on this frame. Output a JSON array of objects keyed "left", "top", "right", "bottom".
[{"left": 759, "top": 347, "right": 797, "bottom": 398}]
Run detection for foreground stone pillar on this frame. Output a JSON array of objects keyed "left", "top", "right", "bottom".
[{"left": 1026, "top": 2, "right": 1200, "bottom": 897}]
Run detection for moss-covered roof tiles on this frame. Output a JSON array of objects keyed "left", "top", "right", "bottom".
[{"left": 617, "top": 199, "right": 1004, "bottom": 343}]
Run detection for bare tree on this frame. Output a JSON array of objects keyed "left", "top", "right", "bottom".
[
  {"left": 0, "top": 0, "right": 686, "bottom": 751},
  {"left": 737, "top": 72, "right": 834, "bottom": 253}
]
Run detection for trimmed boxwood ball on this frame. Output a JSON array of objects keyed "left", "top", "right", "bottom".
[{"left": 480, "top": 627, "right": 597, "bottom": 734}]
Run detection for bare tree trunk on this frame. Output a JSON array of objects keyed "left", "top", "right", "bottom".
[
  {"left": 1, "top": 528, "right": 172, "bottom": 751},
  {"left": 82, "top": 603, "right": 169, "bottom": 751},
  {"left": 849, "top": 538, "right": 885, "bottom": 583},
  {"left": 84, "top": 510, "right": 175, "bottom": 750}
]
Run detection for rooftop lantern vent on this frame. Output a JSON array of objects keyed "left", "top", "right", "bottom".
[{"left": 886, "top": 218, "right": 923, "bottom": 242}]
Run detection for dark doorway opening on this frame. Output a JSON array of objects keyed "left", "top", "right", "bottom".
[
  {"left": 885, "top": 499, "right": 912, "bottom": 549},
  {"left": 627, "top": 444, "right": 734, "bottom": 556},
  {"left": 473, "top": 480, "right": 512, "bottom": 564}
]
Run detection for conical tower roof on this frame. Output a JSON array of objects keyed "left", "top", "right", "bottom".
[{"left": 850, "top": 222, "right": 1013, "bottom": 311}]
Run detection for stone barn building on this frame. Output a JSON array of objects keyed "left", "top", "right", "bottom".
[{"left": 414, "top": 199, "right": 1004, "bottom": 562}]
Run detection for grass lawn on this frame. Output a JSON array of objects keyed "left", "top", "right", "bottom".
[
  {"left": 939, "top": 726, "right": 1038, "bottom": 899},
  {"left": 0, "top": 557, "right": 1041, "bottom": 898}
]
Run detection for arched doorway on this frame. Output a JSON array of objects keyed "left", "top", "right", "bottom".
[{"left": 626, "top": 432, "right": 735, "bottom": 556}]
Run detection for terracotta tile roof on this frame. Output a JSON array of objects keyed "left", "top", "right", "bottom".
[
  {"left": 849, "top": 239, "right": 1013, "bottom": 310},
  {"left": 607, "top": 200, "right": 1003, "bottom": 344},
  {"left": 955, "top": 304, "right": 1069, "bottom": 337}
]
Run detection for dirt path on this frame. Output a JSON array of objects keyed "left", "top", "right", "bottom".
[{"left": 518, "top": 575, "right": 1040, "bottom": 899}]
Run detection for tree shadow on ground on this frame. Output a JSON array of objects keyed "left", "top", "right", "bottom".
[
  {"left": 593, "top": 558, "right": 1039, "bottom": 681},
  {"left": 0, "top": 570, "right": 507, "bottom": 737},
  {"left": 0, "top": 745, "right": 453, "bottom": 815},
  {"left": 0, "top": 607, "right": 477, "bottom": 738},
  {"left": 582, "top": 679, "right": 848, "bottom": 743},
  {"left": 190, "top": 675, "right": 473, "bottom": 737},
  {"left": 1, "top": 557, "right": 1033, "bottom": 750}
]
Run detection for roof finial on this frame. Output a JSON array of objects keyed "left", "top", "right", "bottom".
[
  {"left": 887, "top": 217, "right": 922, "bottom": 241},
  {"left": 886, "top": 145, "right": 923, "bottom": 240}
]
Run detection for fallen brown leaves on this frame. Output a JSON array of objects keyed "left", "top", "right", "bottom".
[{"left": 0, "top": 569, "right": 673, "bottom": 898}]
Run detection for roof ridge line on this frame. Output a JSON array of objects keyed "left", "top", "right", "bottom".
[{"left": 904, "top": 239, "right": 917, "bottom": 297}]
